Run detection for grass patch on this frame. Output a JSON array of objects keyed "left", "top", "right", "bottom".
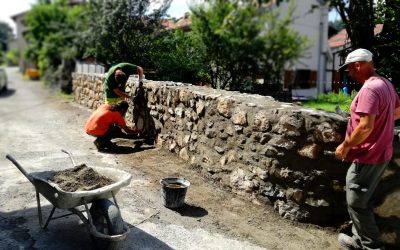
[
  {"left": 55, "top": 92, "right": 74, "bottom": 100},
  {"left": 302, "top": 91, "right": 356, "bottom": 113}
]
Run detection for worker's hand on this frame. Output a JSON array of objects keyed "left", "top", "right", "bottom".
[{"left": 335, "top": 142, "right": 350, "bottom": 162}]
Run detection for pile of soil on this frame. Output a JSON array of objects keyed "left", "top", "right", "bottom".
[{"left": 51, "top": 164, "right": 114, "bottom": 192}]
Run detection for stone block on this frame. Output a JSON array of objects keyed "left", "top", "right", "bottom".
[
  {"left": 217, "top": 98, "right": 233, "bottom": 118},
  {"left": 196, "top": 100, "right": 205, "bottom": 117},
  {"left": 232, "top": 107, "right": 247, "bottom": 125},
  {"left": 272, "top": 114, "right": 304, "bottom": 137},
  {"left": 179, "top": 147, "right": 190, "bottom": 161},
  {"left": 298, "top": 143, "right": 321, "bottom": 159},
  {"left": 253, "top": 111, "right": 270, "bottom": 132},
  {"left": 314, "top": 122, "right": 343, "bottom": 143}
]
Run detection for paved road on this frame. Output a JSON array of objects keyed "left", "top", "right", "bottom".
[{"left": 0, "top": 67, "right": 339, "bottom": 250}]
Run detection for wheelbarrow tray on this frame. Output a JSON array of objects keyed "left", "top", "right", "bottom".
[{"left": 30, "top": 166, "right": 132, "bottom": 209}]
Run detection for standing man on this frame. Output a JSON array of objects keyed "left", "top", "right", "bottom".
[
  {"left": 103, "top": 62, "right": 144, "bottom": 104},
  {"left": 335, "top": 48, "right": 400, "bottom": 250}
]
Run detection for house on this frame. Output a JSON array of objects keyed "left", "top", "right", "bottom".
[
  {"left": 327, "top": 24, "right": 383, "bottom": 93},
  {"left": 162, "top": 13, "right": 192, "bottom": 32},
  {"left": 273, "top": 0, "right": 330, "bottom": 99},
  {"left": 9, "top": 11, "right": 33, "bottom": 72}
]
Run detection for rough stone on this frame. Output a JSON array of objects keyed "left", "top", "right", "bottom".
[
  {"left": 168, "top": 108, "right": 175, "bottom": 116},
  {"left": 234, "top": 125, "right": 243, "bottom": 133},
  {"left": 286, "top": 188, "right": 304, "bottom": 203},
  {"left": 175, "top": 107, "right": 184, "bottom": 118},
  {"left": 169, "top": 141, "right": 177, "bottom": 152},
  {"left": 205, "top": 129, "right": 216, "bottom": 139},
  {"left": 268, "top": 136, "right": 296, "bottom": 150},
  {"left": 253, "top": 111, "right": 270, "bottom": 132},
  {"left": 217, "top": 98, "right": 233, "bottom": 118},
  {"left": 196, "top": 100, "right": 205, "bottom": 116},
  {"left": 226, "top": 126, "right": 235, "bottom": 136},
  {"left": 251, "top": 167, "right": 268, "bottom": 180},
  {"left": 298, "top": 144, "right": 321, "bottom": 159},
  {"left": 274, "top": 200, "right": 310, "bottom": 222},
  {"left": 260, "top": 184, "right": 285, "bottom": 199},
  {"left": 186, "top": 122, "right": 194, "bottom": 131},
  {"left": 260, "top": 146, "right": 278, "bottom": 157},
  {"left": 179, "top": 147, "right": 190, "bottom": 161},
  {"left": 314, "top": 122, "right": 343, "bottom": 143},
  {"left": 304, "top": 198, "right": 330, "bottom": 207},
  {"left": 230, "top": 169, "right": 257, "bottom": 193},
  {"left": 214, "top": 146, "right": 225, "bottom": 154},
  {"left": 272, "top": 114, "right": 304, "bottom": 136},
  {"left": 219, "top": 133, "right": 229, "bottom": 140},
  {"left": 232, "top": 107, "right": 247, "bottom": 126}
]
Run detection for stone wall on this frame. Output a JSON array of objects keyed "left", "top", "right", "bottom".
[{"left": 73, "top": 73, "right": 400, "bottom": 247}]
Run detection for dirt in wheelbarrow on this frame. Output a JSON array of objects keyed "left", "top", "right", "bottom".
[{"left": 51, "top": 164, "right": 114, "bottom": 192}]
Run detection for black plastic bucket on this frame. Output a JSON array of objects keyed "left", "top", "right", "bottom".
[{"left": 160, "top": 177, "right": 190, "bottom": 208}]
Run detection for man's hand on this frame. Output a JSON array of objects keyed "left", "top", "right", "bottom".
[{"left": 335, "top": 142, "right": 350, "bottom": 161}]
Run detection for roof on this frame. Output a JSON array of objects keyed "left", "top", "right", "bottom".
[
  {"left": 329, "top": 24, "right": 383, "bottom": 49},
  {"left": 161, "top": 16, "right": 192, "bottom": 31},
  {"left": 11, "top": 11, "right": 28, "bottom": 21}
]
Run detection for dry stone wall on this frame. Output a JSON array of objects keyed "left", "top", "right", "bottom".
[{"left": 73, "top": 73, "right": 400, "bottom": 247}]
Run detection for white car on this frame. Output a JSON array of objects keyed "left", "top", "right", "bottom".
[{"left": 0, "top": 67, "right": 7, "bottom": 92}]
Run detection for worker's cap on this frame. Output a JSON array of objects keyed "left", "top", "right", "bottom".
[{"left": 338, "top": 48, "right": 373, "bottom": 70}]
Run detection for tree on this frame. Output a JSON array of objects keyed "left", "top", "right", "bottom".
[
  {"left": 190, "top": 0, "right": 307, "bottom": 92},
  {"left": 24, "top": 0, "right": 88, "bottom": 90},
  {"left": 150, "top": 29, "right": 209, "bottom": 84},
  {"left": 0, "top": 21, "right": 13, "bottom": 51},
  {"left": 374, "top": 0, "right": 400, "bottom": 91},
  {"left": 330, "top": 0, "right": 400, "bottom": 90},
  {"left": 84, "top": 0, "right": 172, "bottom": 69}
]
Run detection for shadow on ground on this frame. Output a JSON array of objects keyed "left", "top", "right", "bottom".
[
  {"left": 127, "top": 225, "right": 174, "bottom": 250},
  {"left": 100, "top": 145, "right": 155, "bottom": 154},
  {"left": 1, "top": 203, "right": 172, "bottom": 250},
  {"left": 0, "top": 88, "right": 16, "bottom": 98},
  {"left": 171, "top": 203, "right": 208, "bottom": 218}
]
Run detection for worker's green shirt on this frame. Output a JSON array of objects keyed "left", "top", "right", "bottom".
[{"left": 103, "top": 63, "right": 137, "bottom": 104}]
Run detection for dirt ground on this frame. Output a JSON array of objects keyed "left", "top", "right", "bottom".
[{"left": 0, "top": 67, "right": 341, "bottom": 249}]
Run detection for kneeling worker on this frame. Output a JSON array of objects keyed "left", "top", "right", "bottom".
[{"left": 85, "top": 101, "right": 140, "bottom": 151}]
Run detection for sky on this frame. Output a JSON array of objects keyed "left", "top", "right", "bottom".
[{"left": 0, "top": 0, "right": 36, "bottom": 33}]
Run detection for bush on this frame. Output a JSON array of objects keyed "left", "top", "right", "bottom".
[{"left": 5, "top": 49, "right": 19, "bottom": 66}]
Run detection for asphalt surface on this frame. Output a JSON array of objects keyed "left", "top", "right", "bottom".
[{"left": 0, "top": 67, "right": 339, "bottom": 250}]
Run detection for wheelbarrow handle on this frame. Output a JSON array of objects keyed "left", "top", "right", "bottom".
[
  {"left": 61, "top": 149, "right": 76, "bottom": 167},
  {"left": 5, "top": 154, "right": 34, "bottom": 183}
]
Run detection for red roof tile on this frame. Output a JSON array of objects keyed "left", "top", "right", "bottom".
[{"left": 329, "top": 24, "right": 383, "bottom": 48}]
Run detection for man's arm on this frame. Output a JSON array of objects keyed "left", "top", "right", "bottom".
[
  {"left": 137, "top": 66, "right": 144, "bottom": 81},
  {"left": 335, "top": 113, "right": 375, "bottom": 160},
  {"left": 121, "top": 124, "right": 141, "bottom": 135},
  {"left": 113, "top": 88, "right": 131, "bottom": 99},
  {"left": 395, "top": 106, "right": 400, "bottom": 120}
]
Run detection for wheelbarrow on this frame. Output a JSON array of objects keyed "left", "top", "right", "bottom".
[{"left": 5, "top": 149, "right": 132, "bottom": 250}]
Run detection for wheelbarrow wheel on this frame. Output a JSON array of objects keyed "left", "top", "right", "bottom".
[{"left": 90, "top": 199, "right": 124, "bottom": 250}]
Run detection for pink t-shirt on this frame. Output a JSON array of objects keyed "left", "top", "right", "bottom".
[{"left": 346, "top": 76, "right": 400, "bottom": 164}]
